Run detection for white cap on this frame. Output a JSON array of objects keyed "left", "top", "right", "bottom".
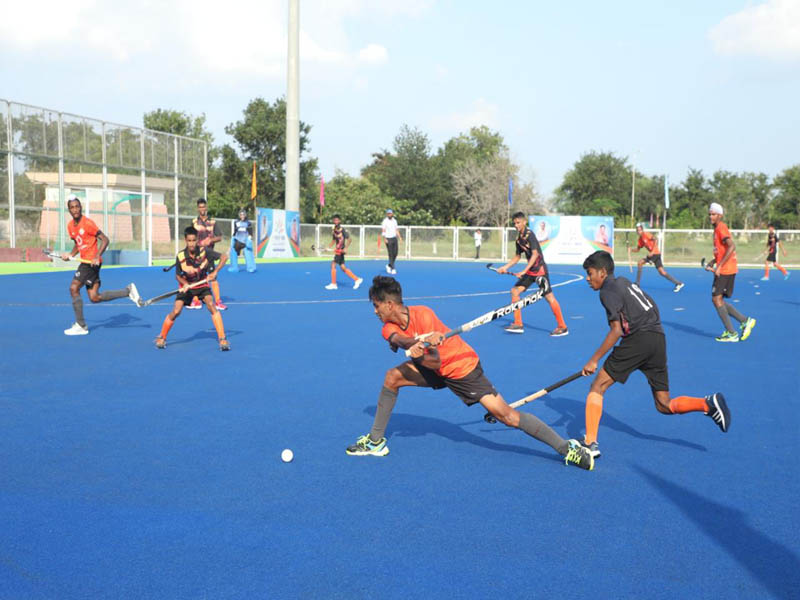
[
  {"left": 67, "top": 194, "right": 80, "bottom": 202},
  {"left": 709, "top": 202, "right": 724, "bottom": 215}
]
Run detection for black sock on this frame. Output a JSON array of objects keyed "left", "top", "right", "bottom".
[
  {"left": 72, "top": 296, "right": 86, "bottom": 327},
  {"left": 716, "top": 304, "right": 735, "bottom": 333},
  {"left": 726, "top": 302, "right": 746, "bottom": 324},
  {"left": 99, "top": 288, "right": 129, "bottom": 301},
  {"left": 517, "top": 412, "right": 569, "bottom": 455}
]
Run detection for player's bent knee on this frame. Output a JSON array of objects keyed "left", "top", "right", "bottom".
[{"left": 384, "top": 368, "right": 404, "bottom": 388}]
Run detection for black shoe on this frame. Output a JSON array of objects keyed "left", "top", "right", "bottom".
[
  {"left": 565, "top": 440, "right": 594, "bottom": 470},
  {"left": 706, "top": 393, "right": 730, "bottom": 432},
  {"left": 580, "top": 438, "right": 601, "bottom": 458}
]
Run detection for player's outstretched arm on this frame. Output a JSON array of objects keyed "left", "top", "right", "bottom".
[
  {"left": 497, "top": 255, "right": 520, "bottom": 273},
  {"left": 582, "top": 320, "right": 622, "bottom": 375}
]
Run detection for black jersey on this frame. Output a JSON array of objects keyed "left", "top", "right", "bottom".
[
  {"left": 176, "top": 247, "right": 213, "bottom": 286},
  {"left": 767, "top": 233, "right": 780, "bottom": 254},
  {"left": 332, "top": 226, "right": 349, "bottom": 254},
  {"left": 599, "top": 275, "right": 663, "bottom": 337},
  {"left": 193, "top": 216, "right": 221, "bottom": 250},
  {"left": 515, "top": 228, "right": 547, "bottom": 276}
]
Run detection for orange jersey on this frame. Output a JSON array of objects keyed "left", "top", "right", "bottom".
[
  {"left": 637, "top": 232, "right": 660, "bottom": 255},
  {"left": 382, "top": 305, "right": 479, "bottom": 380},
  {"left": 67, "top": 215, "right": 101, "bottom": 263},
  {"left": 713, "top": 222, "right": 738, "bottom": 275}
]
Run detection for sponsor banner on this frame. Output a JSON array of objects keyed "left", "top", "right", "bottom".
[
  {"left": 256, "top": 208, "right": 301, "bottom": 258},
  {"left": 528, "top": 216, "right": 614, "bottom": 265}
]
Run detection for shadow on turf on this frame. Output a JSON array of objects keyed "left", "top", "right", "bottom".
[
  {"left": 363, "top": 407, "right": 561, "bottom": 464},
  {"left": 168, "top": 328, "right": 243, "bottom": 347},
  {"left": 92, "top": 313, "right": 151, "bottom": 329},
  {"left": 636, "top": 466, "right": 800, "bottom": 598},
  {"left": 661, "top": 320, "right": 716, "bottom": 339}
]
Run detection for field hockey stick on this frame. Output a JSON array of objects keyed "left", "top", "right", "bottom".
[
  {"left": 700, "top": 257, "right": 715, "bottom": 272},
  {"left": 162, "top": 262, "right": 176, "bottom": 272},
  {"left": 141, "top": 278, "right": 209, "bottom": 307},
  {"left": 44, "top": 249, "right": 93, "bottom": 265},
  {"left": 485, "top": 263, "right": 519, "bottom": 276},
  {"left": 404, "top": 278, "right": 550, "bottom": 357},
  {"left": 310, "top": 244, "right": 333, "bottom": 253},
  {"left": 627, "top": 246, "right": 633, "bottom": 273},
  {"left": 483, "top": 371, "right": 584, "bottom": 424}
]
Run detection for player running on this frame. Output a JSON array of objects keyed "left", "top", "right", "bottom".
[
  {"left": 705, "top": 203, "right": 756, "bottom": 342},
  {"left": 578, "top": 250, "right": 730, "bottom": 460},
  {"left": 155, "top": 226, "right": 230, "bottom": 351},
  {"left": 630, "top": 223, "right": 683, "bottom": 292},
  {"left": 496, "top": 211, "right": 568, "bottom": 336},
  {"left": 190, "top": 198, "right": 227, "bottom": 310},
  {"left": 345, "top": 275, "right": 594, "bottom": 470},
  {"left": 60, "top": 195, "right": 141, "bottom": 336},
  {"left": 761, "top": 225, "right": 790, "bottom": 281},
  {"left": 324, "top": 215, "right": 363, "bottom": 290}
]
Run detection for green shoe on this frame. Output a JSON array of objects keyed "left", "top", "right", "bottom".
[
  {"left": 346, "top": 434, "right": 389, "bottom": 457},
  {"left": 740, "top": 317, "right": 756, "bottom": 341},
  {"left": 564, "top": 440, "right": 594, "bottom": 470},
  {"left": 715, "top": 331, "right": 740, "bottom": 343}
]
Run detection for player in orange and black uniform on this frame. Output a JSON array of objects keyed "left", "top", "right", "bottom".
[
  {"left": 60, "top": 195, "right": 141, "bottom": 336},
  {"left": 630, "top": 223, "right": 683, "bottom": 292},
  {"left": 190, "top": 198, "right": 227, "bottom": 310},
  {"left": 324, "top": 214, "right": 363, "bottom": 290},
  {"left": 155, "top": 225, "right": 230, "bottom": 351},
  {"left": 761, "top": 225, "right": 790, "bottom": 281},
  {"left": 496, "top": 211, "right": 568, "bottom": 336},
  {"left": 706, "top": 203, "right": 756, "bottom": 342},
  {"left": 345, "top": 276, "right": 593, "bottom": 470}
]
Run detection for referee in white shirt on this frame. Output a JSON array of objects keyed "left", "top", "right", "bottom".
[{"left": 381, "top": 209, "right": 402, "bottom": 274}]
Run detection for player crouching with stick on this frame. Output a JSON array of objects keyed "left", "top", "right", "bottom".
[
  {"left": 155, "top": 226, "right": 230, "bottom": 351},
  {"left": 345, "top": 275, "right": 594, "bottom": 470}
]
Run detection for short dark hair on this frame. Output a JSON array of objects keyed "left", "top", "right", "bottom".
[
  {"left": 583, "top": 250, "right": 614, "bottom": 274},
  {"left": 369, "top": 275, "right": 403, "bottom": 304},
  {"left": 511, "top": 211, "right": 526, "bottom": 221},
  {"left": 196, "top": 198, "right": 207, "bottom": 206},
  {"left": 332, "top": 214, "right": 341, "bottom": 220},
  {"left": 184, "top": 225, "right": 198, "bottom": 238}
]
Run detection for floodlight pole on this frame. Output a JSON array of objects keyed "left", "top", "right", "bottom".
[
  {"left": 285, "top": 0, "right": 300, "bottom": 213},
  {"left": 630, "top": 150, "right": 639, "bottom": 228}
]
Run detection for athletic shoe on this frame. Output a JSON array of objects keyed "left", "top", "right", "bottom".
[
  {"left": 127, "top": 283, "right": 142, "bottom": 306},
  {"left": 391, "top": 268, "right": 397, "bottom": 274},
  {"left": 504, "top": 324, "right": 524, "bottom": 334},
  {"left": 580, "top": 439, "right": 601, "bottom": 458},
  {"left": 215, "top": 301, "right": 228, "bottom": 311},
  {"left": 187, "top": 297, "right": 202, "bottom": 310},
  {"left": 785, "top": 272, "right": 791, "bottom": 280},
  {"left": 353, "top": 277, "right": 363, "bottom": 290},
  {"left": 564, "top": 440, "right": 594, "bottom": 471},
  {"left": 673, "top": 283, "right": 684, "bottom": 293},
  {"left": 346, "top": 434, "right": 389, "bottom": 456},
  {"left": 715, "top": 331, "right": 739, "bottom": 342},
  {"left": 64, "top": 322, "right": 89, "bottom": 336},
  {"left": 325, "top": 283, "right": 338, "bottom": 290},
  {"left": 385, "top": 264, "right": 392, "bottom": 273},
  {"left": 155, "top": 337, "right": 166, "bottom": 349},
  {"left": 550, "top": 326, "right": 569, "bottom": 337},
  {"left": 760, "top": 276, "right": 769, "bottom": 281},
  {"left": 739, "top": 317, "right": 756, "bottom": 341},
  {"left": 219, "top": 338, "right": 230, "bottom": 351},
  {"left": 705, "top": 392, "right": 730, "bottom": 432}
]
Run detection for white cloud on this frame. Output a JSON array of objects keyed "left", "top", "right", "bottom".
[
  {"left": 429, "top": 98, "right": 500, "bottom": 133},
  {"left": 357, "top": 44, "right": 388, "bottom": 65},
  {"left": 709, "top": 0, "right": 800, "bottom": 60}
]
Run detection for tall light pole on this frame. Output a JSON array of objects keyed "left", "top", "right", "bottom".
[
  {"left": 285, "top": 0, "right": 300, "bottom": 213},
  {"left": 629, "top": 150, "right": 640, "bottom": 227}
]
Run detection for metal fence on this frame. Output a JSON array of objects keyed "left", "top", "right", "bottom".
[{"left": 1, "top": 98, "right": 207, "bottom": 264}]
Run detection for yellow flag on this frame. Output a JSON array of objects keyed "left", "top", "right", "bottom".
[{"left": 250, "top": 161, "right": 257, "bottom": 200}]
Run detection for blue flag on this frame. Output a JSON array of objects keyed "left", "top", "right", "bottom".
[
  {"left": 508, "top": 177, "right": 513, "bottom": 206},
  {"left": 664, "top": 174, "right": 670, "bottom": 210}
]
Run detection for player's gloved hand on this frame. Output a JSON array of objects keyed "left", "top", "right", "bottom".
[
  {"left": 582, "top": 359, "right": 598, "bottom": 376},
  {"left": 179, "top": 284, "right": 190, "bottom": 293},
  {"left": 60, "top": 253, "right": 70, "bottom": 261},
  {"left": 496, "top": 266, "right": 507, "bottom": 274},
  {"left": 408, "top": 341, "right": 426, "bottom": 359},
  {"left": 423, "top": 332, "right": 445, "bottom": 347}
]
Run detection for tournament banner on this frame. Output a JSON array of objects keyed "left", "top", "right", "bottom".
[
  {"left": 256, "top": 208, "right": 301, "bottom": 258},
  {"left": 528, "top": 216, "right": 614, "bottom": 265}
]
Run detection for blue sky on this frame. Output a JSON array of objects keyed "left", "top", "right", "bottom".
[{"left": 2, "top": 0, "right": 798, "bottom": 200}]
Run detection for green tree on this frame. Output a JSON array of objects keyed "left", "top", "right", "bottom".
[
  {"left": 554, "top": 151, "right": 631, "bottom": 219},
  {"left": 667, "top": 168, "right": 712, "bottom": 228},
  {"left": 143, "top": 108, "right": 216, "bottom": 164},
  {"left": 771, "top": 165, "right": 800, "bottom": 228}
]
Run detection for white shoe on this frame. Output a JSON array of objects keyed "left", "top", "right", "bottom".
[
  {"left": 673, "top": 283, "right": 684, "bottom": 293},
  {"left": 128, "top": 283, "right": 142, "bottom": 306},
  {"left": 325, "top": 283, "right": 338, "bottom": 290},
  {"left": 385, "top": 264, "right": 391, "bottom": 273},
  {"left": 391, "top": 268, "right": 397, "bottom": 274},
  {"left": 64, "top": 322, "right": 89, "bottom": 336},
  {"left": 354, "top": 277, "right": 363, "bottom": 290}
]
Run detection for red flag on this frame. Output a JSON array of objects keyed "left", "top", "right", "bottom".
[{"left": 319, "top": 176, "right": 325, "bottom": 207}]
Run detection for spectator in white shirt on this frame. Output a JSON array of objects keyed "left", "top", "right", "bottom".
[
  {"left": 474, "top": 229, "right": 482, "bottom": 259},
  {"left": 381, "top": 209, "right": 402, "bottom": 274}
]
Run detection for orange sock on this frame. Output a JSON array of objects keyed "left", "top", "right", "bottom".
[
  {"left": 549, "top": 297, "right": 566, "bottom": 328},
  {"left": 159, "top": 315, "right": 175, "bottom": 340},
  {"left": 765, "top": 266, "right": 770, "bottom": 278},
  {"left": 512, "top": 292, "right": 522, "bottom": 326},
  {"left": 343, "top": 267, "right": 359, "bottom": 281},
  {"left": 777, "top": 264, "right": 787, "bottom": 275},
  {"left": 211, "top": 311, "right": 226, "bottom": 340},
  {"left": 669, "top": 396, "right": 709, "bottom": 414},
  {"left": 584, "top": 392, "right": 603, "bottom": 444},
  {"left": 212, "top": 280, "right": 221, "bottom": 303},
  {"left": 330, "top": 264, "right": 337, "bottom": 284}
]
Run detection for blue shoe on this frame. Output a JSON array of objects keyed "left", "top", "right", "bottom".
[
  {"left": 760, "top": 276, "right": 769, "bottom": 281},
  {"left": 785, "top": 272, "right": 791, "bottom": 281},
  {"left": 706, "top": 393, "right": 731, "bottom": 432},
  {"left": 346, "top": 434, "right": 389, "bottom": 456}
]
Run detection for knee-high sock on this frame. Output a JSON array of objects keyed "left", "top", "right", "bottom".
[
  {"left": 764, "top": 265, "right": 770, "bottom": 278},
  {"left": 585, "top": 392, "right": 603, "bottom": 445},
  {"left": 343, "top": 267, "right": 359, "bottom": 281},
  {"left": 549, "top": 297, "right": 566, "bottom": 328},
  {"left": 330, "top": 264, "right": 337, "bottom": 284},
  {"left": 72, "top": 296, "right": 86, "bottom": 327},
  {"left": 99, "top": 288, "right": 128, "bottom": 301},
  {"left": 159, "top": 315, "right": 175, "bottom": 340},
  {"left": 370, "top": 386, "right": 398, "bottom": 442},
  {"left": 212, "top": 280, "right": 221, "bottom": 303},
  {"left": 662, "top": 271, "right": 680, "bottom": 285},
  {"left": 211, "top": 311, "right": 225, "bottom": 340},
  {"left": 669, "top": 395, "right": 708, "bottom": 414},
  {"left": 725, "top": 302, "right": 746, "bottom": 324},
  {"left": 716, "top": 304, "right": 736, "bottom": 333},
  {"left": 517, "top": 412, "right": 569, "bottom": 455},
  {"left": 512, "top": 292, "right": 522, "bottom": 326},
  {"left": 636, "top": 264, "right": 643, "bottom": 285}
]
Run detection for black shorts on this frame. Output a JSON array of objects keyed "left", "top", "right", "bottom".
[
  {"left": 644, "top": 254, "right": 664, "bottom": 269},
  {"left": 603, "top": 330, "right": 669, "bottom": 392},
  {"left": 73, "top": 263, "right": 101, "bottom": 289},
  {"left": 767, "top": 252, "right": 777, "bottom": 263},
  {"left": 177, "top": 286, "right": 212, "bottom": 305},
  {"left": 233, "top": 240, "right": 246, "bottom": 255},
  {"left": 333, "top": 253, "right": 346, "bottom": 265},
  {"left": 711, "top": 274, "right": 736, "bottom": 298},
  {"left": 514, "top": 272, "right": 552, "bottom": 296},
  {"left": 417, "top": 361, "right": 498, "bottom": 406}
]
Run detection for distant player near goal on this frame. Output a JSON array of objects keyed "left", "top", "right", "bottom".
[
  {"left": 190, "top": 198, "right": 227, "bottom": 310},
  {"left": 630, "top": 223, "right": 683, "bottom": 292},
  {"left": 324, "top": 214, "right": 363, "bottom": 291},
  {"left": 345, "top": 275, "right": 594, "bottom": 470},
  {"left": 60, "top": 195, "right": 141, "bottom": 336},
  {"left": 761, "top": 225, "right": 790, "bottom": 281}
]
